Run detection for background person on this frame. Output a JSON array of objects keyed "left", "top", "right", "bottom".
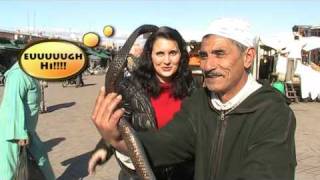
[{"left": 0, "top": 62, "right": 55, "bottom": 180}]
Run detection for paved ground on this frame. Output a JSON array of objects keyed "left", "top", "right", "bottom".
[
  {"left": 1, "top": 74, "right": 320, "bottom": 180},
  {"left": 34, "top": 75, "right": 120, "bottom": 180}
]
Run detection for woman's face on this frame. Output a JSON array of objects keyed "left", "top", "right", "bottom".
[{"left": 151, "top": 37, "right": 181, "bottom": 83}]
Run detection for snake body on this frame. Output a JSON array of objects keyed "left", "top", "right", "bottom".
[{"left": 104, "top": 25, "right": 158, "bottom": 180}]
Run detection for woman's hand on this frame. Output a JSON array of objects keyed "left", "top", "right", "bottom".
[{"left": 88, "top": 148, "right": 107, "bottom": 175}]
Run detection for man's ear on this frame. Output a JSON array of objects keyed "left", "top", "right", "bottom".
[{"left": 244, "top": 47, "right": 255, "bottom": 69}]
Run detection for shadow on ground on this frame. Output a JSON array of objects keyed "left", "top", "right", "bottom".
[
  {"left": 82, "top": 83, "right": 96, "bottom": 87},
  {"left": 57, "top": 151, "right": 92, "bottom": 180},
  {"left": 43, "top": 137, "right": 66, "bottom": 152},
  {"left": 61, "top": 83, "right": 96, "bottom": 88},
  {"left": 46, "top": 102, "right": 76, "bottom": 112}
]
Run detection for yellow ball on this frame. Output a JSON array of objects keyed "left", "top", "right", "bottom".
[
  {"left": 82, "top": 32, "right": 100, "bottom": 47},
  {"left": 103, "top": 25, "right": 114, "bottom": 37}
]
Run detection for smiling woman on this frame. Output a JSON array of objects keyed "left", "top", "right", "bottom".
[
  {"left": 151, "top": 38, "right": 181, "bottom": 83},
  {"left": 136, "top": 26, "right": 194, "bottom": 99},
  {"left": 89, "top": 26, "right": 196, "bottom": 180}
]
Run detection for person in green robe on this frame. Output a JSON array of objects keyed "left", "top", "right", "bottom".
[{"left": 0, "top": 62, "right": 55, "bottom": 180}]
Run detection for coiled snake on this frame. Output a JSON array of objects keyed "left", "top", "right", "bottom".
[{"left": 104, "top": 25, "right": 158, "bottom": 180}]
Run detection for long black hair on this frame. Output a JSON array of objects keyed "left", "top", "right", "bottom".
[{"left": 132, "top": 26, "right": 194, "bottom": 99}]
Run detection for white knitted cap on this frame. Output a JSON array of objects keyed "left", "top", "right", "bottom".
[{"left": 204, "top": 18, "right": 254, "bottom": 47}]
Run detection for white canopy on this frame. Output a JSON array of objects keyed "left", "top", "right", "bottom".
[
  {"left": 301, "top": 36, "right": 320, "bottom": 51},
  {"left": 259, "top": 35, "right": 320, "bottom": 52}
]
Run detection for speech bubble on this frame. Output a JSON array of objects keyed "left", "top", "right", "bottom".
[{"left": 19, "top": 40, "right": 87, "bottom": 80}]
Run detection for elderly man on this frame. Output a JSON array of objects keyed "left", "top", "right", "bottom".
[{"left": 92, "top": 18, "right": 297, "bottom": 180}]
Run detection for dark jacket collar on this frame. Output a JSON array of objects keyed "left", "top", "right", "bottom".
[{"left": 205, "top": 83, "right": 287, "bottom": 115}]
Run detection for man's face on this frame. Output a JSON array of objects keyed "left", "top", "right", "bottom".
[{"left": 199, "top": 35, "right": 254, "bottom": 101}]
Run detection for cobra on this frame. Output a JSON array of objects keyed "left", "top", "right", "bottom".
[{"left": 104, "top": 24, "right": 159, "bottom": 180}]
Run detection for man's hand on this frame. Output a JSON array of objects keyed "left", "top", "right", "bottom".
[
  {"left": 17, "top": 139, "right": 29, "bottom": 146},
  {"left": 88, "top": 148, "right": 107, "bottom": 175},
  {"left": 91, "top": 87, "right": 127, "bottom": 151}
]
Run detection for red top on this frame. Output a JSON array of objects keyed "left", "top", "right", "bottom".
[{"left": 150, "top": 83, "right": 182, "bottom": 129}]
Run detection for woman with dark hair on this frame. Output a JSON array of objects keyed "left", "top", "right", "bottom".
[
  {"left": 134, "top": 26, "right": 194, "bottom": 100},
  {"left": 88, "top": 26, "right": 195, "bottom": 180}
]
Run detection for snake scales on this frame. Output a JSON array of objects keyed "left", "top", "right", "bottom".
[{"left": 104, "top": 25, "right": 159, "bottom": 180}]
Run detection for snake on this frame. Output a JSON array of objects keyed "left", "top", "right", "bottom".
[{"left": 104, "top": 24, "right": 158, "bottom": 180}]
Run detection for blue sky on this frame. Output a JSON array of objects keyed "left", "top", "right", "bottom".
[{"left": 0, "top": 0, "right": 319, "bottom": 41}]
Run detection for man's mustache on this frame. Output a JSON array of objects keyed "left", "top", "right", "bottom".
[{"left": 203, "top": 70, "right": 224, "bottom": 78}]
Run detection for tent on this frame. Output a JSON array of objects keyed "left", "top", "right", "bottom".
[
  {"left": 258, "top": 35, "right": 320, "bottom": 100},
  {"left": 259, "top": 35, "right": 320, "bottom": 52},
  {"left": 301, "top": 36, "right": 320, "bottom": 51}
]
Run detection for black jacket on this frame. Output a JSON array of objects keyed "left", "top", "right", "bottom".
[
  {"left": 138, "top": 84, "right": 297, "bottom": 180},
  {"left": 95, "top": 76, "right": 196, "bottom": 180}
]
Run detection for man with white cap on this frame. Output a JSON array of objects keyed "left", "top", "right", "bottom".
[{"left": 91, "top": 18, "right": 297, "bottom": 180}]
